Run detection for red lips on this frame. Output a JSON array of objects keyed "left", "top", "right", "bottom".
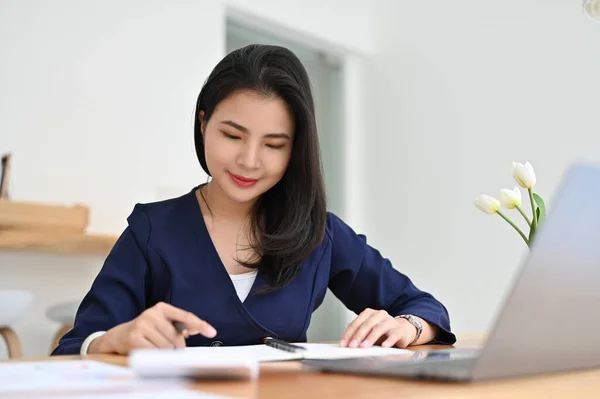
[{"left": 229, "top": 172, "right": 258, "bottom": 187}]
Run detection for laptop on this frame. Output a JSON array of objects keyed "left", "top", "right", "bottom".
[{"left": 303, "top": 162, "right": 600, "bottom": 382}]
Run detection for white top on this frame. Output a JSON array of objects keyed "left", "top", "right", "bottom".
[
  {"left": 229, "top": 270, "right": 258, "bottom": 302},
  {"left": 80, "top": 270, "right": 259, "bottom": 356}
]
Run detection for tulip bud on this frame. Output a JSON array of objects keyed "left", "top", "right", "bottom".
[
  {"left": 474, "top": 195, "right": 501, "bottom": 214},
  {"left": 500, "top": 186, "right": 522, "bottom": 209},
  {"left": 512, "top": 161, "right": 537, "bottom": 189}
]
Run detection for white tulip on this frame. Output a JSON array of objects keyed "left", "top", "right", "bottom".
[
  {"left": 474, "top": 195, "right": 501, "bottom": 214},
  {"left": 512, "top": 161, "right": 537, "bottom": 189},
  {"left": 500, "top": 186, "right": 522, "bottom": 209},
  {"left": 584, "top": 0, "right": 600, "bottom": 23}
]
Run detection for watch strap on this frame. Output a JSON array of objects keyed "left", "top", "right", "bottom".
[{"left": 395, "top": 314, "right": 423, "bottom": 345}]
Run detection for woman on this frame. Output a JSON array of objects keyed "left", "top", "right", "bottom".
[{"left": 52, "top": 44, "right": 456, "bottom": 356}]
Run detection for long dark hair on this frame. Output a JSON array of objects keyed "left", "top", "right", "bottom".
[{"left": 194, "top": 44, "right": 327, "bottom": 293}]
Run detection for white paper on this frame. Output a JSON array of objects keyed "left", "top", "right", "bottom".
[
  {"left": 129, "top": 350, "right": 260, "bottom": 380},
  {"left": 0, "top": 360, "right": 186, "bottom": 397},
  {"left": 297, "top": 343, "right": 412, "bottom": 360},
  {"left": 177, "top": 343, "right": 410, "bottom": 362},
  {"left": 51, "top": 389, "right": 231, "bottom": 399},
  {"left": 134, "top": 344, "right": 299, "bottom": 364}
]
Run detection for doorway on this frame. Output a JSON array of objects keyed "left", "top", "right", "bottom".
[{"left": 226, "top": 21, "right": 347, "bottom": 342}]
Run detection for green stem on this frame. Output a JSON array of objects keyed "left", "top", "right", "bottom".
[
  {"left": 515, "top": 205, "right": 532, "bottom": 227},
  {"left": 528, "top": 188, "right": 537, "bottom": 233},
  {"left": 497, "top": 211, "right": 530, "bottom": 246}
]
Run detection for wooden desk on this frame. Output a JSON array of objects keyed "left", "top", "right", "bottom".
[{"left": 5, "top": 336, "right": 600, "bottom": 398}]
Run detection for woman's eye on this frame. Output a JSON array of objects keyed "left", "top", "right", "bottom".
[
  {"left": 266, "top": 144, "right": 285, "bottom": 149},
  {"left": 222, "top": 132, "right": 241, "bottom": 140}
]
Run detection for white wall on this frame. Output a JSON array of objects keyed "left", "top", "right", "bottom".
[
  {"left": 0, "top": 0, "right": 375, "bottom": 357},
  {"left": 364, "top": 0, "right": 600, "bottom": 334}
]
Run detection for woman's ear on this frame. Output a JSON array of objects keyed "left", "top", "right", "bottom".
[{"left": 198, "top": 110, "right": 206, "bottom": 135}]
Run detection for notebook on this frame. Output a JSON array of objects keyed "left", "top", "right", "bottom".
[
  {"left": 128, "top": 343, "right": 411, "bottom": 380},
  {"left": 189, "top": 343, "right": 411, "bottom": 362},
  {"left": 130, "top": 343, "right": 410, "bottom": 364}
]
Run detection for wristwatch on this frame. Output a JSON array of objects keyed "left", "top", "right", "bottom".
[{"left": 395, "top": 314, "right": 423, "bottom": 345}]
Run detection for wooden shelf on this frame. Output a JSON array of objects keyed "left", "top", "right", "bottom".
[
  {"left": 0, "top": 199, "right": 89, "bottom": 232},
  {"left": 0, "top": 198, "right": 117, "bottom": 256},
  {"left": 0, "top": 229, "right": 117, "bottom": 256}
]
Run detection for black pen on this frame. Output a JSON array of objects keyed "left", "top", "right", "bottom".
[{"left": 262, "top": 337, "right": 307, "bottom": 353}]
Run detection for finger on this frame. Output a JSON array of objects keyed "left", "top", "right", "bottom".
[
  {"left": 128, "top": 331, "right": 156, "bottom": 352},
  {"left": 381, "top": 329, "right": 411, "bottom": 348},
  {"left": 142, "top": 310, "right": 186, "bottom": 344},
  {"left": 340, "top": 309, "right": 375, "bottom": 347},
  {"left": 152, "top": 317, "right": 187, "bottom": 349},
  {"left": 156, "top": 302, "right": 217, "bottom": 338},
  {"left": 137, "top": 320, "right": 176, "bottom": 349},
  {"left": 348, "top": 313, "right": 387, "bottom": 347},
  {"left": 347, "top": 311, "right": 389, "bottom": 348},
  {"left": 361, "top": 319, "right": 398, "bottom": 348}
]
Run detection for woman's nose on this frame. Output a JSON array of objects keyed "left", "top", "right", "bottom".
[{"left": 237, "top": 143, "right": 261, "bottom": 169}]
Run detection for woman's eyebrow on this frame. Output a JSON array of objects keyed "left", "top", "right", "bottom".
[
  {"left": 221, "top": 120, "right": 290, "bottom": 139},
  {"left": 221, "top": 120, "right": 249, "bottom": 133}
]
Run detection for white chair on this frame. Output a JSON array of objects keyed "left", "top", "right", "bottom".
[
  {"left": 0, "top": 290, "right": 34, "bottom": 358},
  {"left": 46, "top": 300, "right": 79, "bottom": 354}
]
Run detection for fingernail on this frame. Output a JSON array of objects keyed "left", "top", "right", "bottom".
[
  {"left": 350, "top": 340, "right": 359, "bottom": 348},
  {"left": 339, "top": 340, "right": 347, "bottom": 347},
  {"left": 360, "top": 341, "right": 370, "bottom": 348},
  {"left": 382, "top": 341, "right": 391, "bottom": 348},
  {"left": 207, "top": 326, "right": 217, "bottom": 337}
]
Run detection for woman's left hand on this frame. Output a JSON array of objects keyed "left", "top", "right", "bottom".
[{"left": 339, "top": 308, "right": 417, "bottom": 349}]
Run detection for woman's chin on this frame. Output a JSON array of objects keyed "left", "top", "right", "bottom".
[{"left": 222, "top": 184, "right": 262, "bottom": 204}]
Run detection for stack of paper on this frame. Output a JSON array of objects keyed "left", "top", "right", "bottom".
[
  {"left": 129, "top": 349, "right": 260, "bottom": 380},
  {"left": 0, "top": 360, "right": 243, "bottom": 398},
  {"left": 27, "top": 390, "right": 232, "bottom": 399},
  {"left": 0, "top": 360, "right": 188, "bottom": 397}
]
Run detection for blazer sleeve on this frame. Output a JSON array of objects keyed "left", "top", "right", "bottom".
[
  {"left": 51, "top": 205, "right": 152, "bottom": 355},
  {"left": 326, "top": 213, "right": 456, "bottom": 345}
]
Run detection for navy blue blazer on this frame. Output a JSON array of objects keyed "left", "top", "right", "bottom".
[{"left": 52, "top": 188, "right": 455, "bottom": 355}]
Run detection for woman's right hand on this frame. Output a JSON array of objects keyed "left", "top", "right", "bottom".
[{"left": 88, "top": 302, "right": 217, "bottom": 355}]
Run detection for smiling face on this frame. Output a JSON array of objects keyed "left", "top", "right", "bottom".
[{"left": 200, "top": 90, "right": 294, "bottom": 206}]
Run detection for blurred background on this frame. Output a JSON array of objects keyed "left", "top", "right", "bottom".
[{"left": 1, "top": 0, "right": 599, "bottom": 358}]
